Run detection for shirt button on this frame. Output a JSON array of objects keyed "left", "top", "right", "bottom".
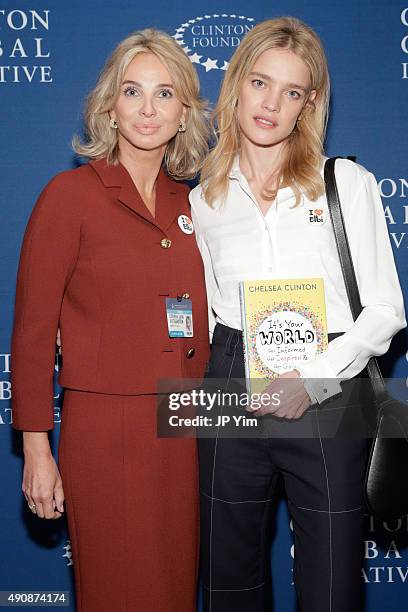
[
  {"left": 186, "top": 348, "right": 195, "bottom": 359},
  {"left": 182, "top": 293, "right": 190, "bottom": 299},
  {"left": 160, "top": 238, "right": 172, "bottom": 249}
]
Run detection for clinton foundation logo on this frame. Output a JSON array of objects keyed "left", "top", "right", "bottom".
[
  {"left": 172, "top": 14, "right": 255, "bottom": 72},
  {"left": 62, "top": 540, "right": 73, "bottom": 566}
]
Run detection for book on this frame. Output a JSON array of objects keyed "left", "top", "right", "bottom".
[{"left": 239, "top": 278, "right": 328, "bottom": 393}]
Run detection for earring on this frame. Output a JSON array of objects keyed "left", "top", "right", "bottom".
[
  {"left": 178, "top": 120, "right": 186, "bottom": 133},
  {"left": 109, "top": 117, "right": 118, "bottom": 129},
  {"left": 297, "top": 114, "right": 302, "bottom": 123}
]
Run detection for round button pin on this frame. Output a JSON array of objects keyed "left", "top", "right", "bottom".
[{"left": 178, "top": 215, "right": 194, "bottom": 235}]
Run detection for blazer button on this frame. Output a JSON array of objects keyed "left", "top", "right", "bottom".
[
  {"left": 182, "top": 293, "right": 190, "bottom": 299},
  {"left": 160, "top": 238, "right": 172, "bottom": 249},
  {"left": 186, "top": 348, "right": 195, "bottom": 359}
]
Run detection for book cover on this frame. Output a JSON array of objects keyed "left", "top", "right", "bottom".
[{"left": 239, "top": 278, "right": 328, "bottom": 393}]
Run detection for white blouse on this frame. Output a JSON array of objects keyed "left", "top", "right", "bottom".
[{"left": 189, "top": 157, "right": 406, "bottom": 403}]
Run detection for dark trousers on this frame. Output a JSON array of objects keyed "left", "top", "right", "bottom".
[{"left": 199, "top": 323, "right": 368, "bottom": 612}]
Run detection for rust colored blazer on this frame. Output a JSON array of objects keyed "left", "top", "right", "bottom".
[{"left": 11, "top": 159, "right": 210, "bottom": 431}]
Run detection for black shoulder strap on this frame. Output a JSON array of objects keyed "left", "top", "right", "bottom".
[{"left": 324, "top": 157, "right": 387, "bottom": 400}]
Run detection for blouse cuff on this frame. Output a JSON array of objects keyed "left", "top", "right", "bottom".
[{"left": 296, "top": 356, "right": 342, "bottom": 404}]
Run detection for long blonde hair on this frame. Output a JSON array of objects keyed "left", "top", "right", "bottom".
[
  {"left": 201, "top": 17, "right": 330, "bottom": 205},
  {"left": 73, "top": 28, "right": 209, "bottom": 180}
]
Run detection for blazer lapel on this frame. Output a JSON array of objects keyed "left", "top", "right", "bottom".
[
  {"left": 117, "top": 170, "right": 156, "bottom": 225},
  {"left": 155, "top": 169, "right": 183, "bottom": 232},
  {"left": 89, "top": 159, "right": 182, "bottom": 231}
]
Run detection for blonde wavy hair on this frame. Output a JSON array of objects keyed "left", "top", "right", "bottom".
[
  {"left": 201, "top": 17, "right": 330, "bottom": 205},
  {"left": 73, "top": 28, "right": 209, "bottom": 179}
]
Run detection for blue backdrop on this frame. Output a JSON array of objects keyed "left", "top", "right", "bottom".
[{"left": 1, "top": 1, "right": 407, "bottom": 610}]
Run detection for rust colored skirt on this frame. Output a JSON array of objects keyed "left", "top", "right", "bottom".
[{"left": 58, "top": 390, "right": 199, "bottom": 612}]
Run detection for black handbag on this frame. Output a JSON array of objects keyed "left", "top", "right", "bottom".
[{"left": 324, "top": 156, "right": 408, "bottom": 521}]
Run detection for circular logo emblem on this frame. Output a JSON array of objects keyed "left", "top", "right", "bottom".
[
  {"left": 172, "top": 14, "right": 255, "bottom": 72},
  {"left": 256, "top": 311, "right": 317, "bottom": 374},
  {"left": 178, "top": 214, "right": 194, "bottom": 234},
  {"left": 62, "top": 540, "right": 73, "bottom": 566}
]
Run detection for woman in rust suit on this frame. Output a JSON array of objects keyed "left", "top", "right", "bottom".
[{"left": 11, "top": 29, "right": 209, "bottom": 611}]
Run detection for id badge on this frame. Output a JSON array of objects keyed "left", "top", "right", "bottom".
[{"left": 166, "top": 298, "right": 193, "bottom": 338}]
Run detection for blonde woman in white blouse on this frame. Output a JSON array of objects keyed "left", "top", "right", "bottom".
[{"left": 190, "top": 17, "right": 405, "bottom": 612}]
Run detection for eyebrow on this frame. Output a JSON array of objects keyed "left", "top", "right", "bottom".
[
  {"left": 249, "top": 72, "right": 308, "bottom": 92},
  {"left": 122, "top": 80, "right": 174, "bottom": 88}
]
